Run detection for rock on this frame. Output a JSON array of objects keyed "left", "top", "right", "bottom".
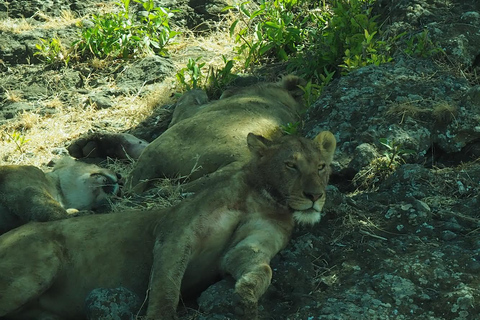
[
  {"left": 116, "top": 56, "right": 175, "bottom": 92},
  {"left": 197, "top": 279, "right": 236, "bottom": 316},
  {"left": 348, "top": 143, "right": 379, "bottom": 172},
  {"left": 88, "top": 92, "right": 114, "bottom": 109},
  {"left": 84, "top": 287, "right": 142, "bottom": 320}
]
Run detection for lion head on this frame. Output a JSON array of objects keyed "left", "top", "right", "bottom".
[
  {"left": 246, "top": 131, "right": 336, "bottom": 225},
  {"left": 47, "top": 157, "right": 120, "bottom": 211}
]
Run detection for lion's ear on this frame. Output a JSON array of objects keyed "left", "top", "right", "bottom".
[
  {"left": 247, "top": 133, "right": 271, "bottom": 157},
  {"left": 281, "top": 75, "right": 307, "bottom": 100},
  {"left": 314, "top": 131, "right": 336, "bottom": 163}
]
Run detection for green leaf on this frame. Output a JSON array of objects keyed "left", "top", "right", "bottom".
[
  {"left": 278, "top": 48, "right": 288, "bottom": 60},
  {"left": 258, "top": 43, "right": 274, "bottom": 55},
  {"left": 264, "top": 21, "right": 280, "bottom": 29},
  {"left": 230, "top": 20, "right": 239, "bottom": 37},
  {"left": 239, "top": 4, "right": 251, "bottom": 17}
]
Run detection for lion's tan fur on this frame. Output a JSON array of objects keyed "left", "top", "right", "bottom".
[
  {"left": 0, "top": 157, "right": 119, "bottom": 234},
  {"left": 126, "top": 75, "right": 307, "bottom": 193},
  {"left": 0, "top": 132, "right": 336, "bottom": 320}
]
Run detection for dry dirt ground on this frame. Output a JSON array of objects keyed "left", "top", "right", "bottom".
[{"left": 1, "top": 0, "right": 480, "bottom": 320}]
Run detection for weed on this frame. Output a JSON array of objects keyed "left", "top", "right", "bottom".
[
  {"left": 299, "top": 69, "right": 335, "bottom": 107},
  {"left": 73, "top": 0, "right": 179, "bottom": 60},
  {"left": 176, "top": 57, "right": 206, "bottom": 91},
  {"left": 205, "top": 56, "right": 238, "bottom": 98},
  {"left": 403, "top": 29, "right": 444, "bottom": 58},
  {"left": 4, "top": 89, "right": 22, "bottom": 102},
  {"left": 353, "top": 138, "right": 416, "bottom": 191},
  {"left": 4, "top": 131, "right": 30, "bottom": 154},
  {"left": 386, "top": 102, "right": 428, "bottom": 124},
  {"left": 227, "top": 0, "right": 397, "bottom": 84},
  {"left": 225, "top": 0, "right": 309, "bottom": 68},
  {"left": 295, "top": 0, "right": 396, "bottom": 76},
  {"left": 281, "top": 121, "right": 301, "bottom": 135},
  {"left": 34, "top": 37, "right": 70, "bottom": 66},
  {"left": 177, "top": 56, "right": 238, "bottom": 97},
  {"left": 432, "top": 102, "right": 457, "bottom": 125},
  {"left": 339, "top": 29, "right": 394, "bottom": 73},
  {"left": 378, "top": 138, "right": 416, "bottom": 171}
]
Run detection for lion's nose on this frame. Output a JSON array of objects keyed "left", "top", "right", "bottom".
[{"left": 303, "top": 192, "right": 322, "bottom": 202}]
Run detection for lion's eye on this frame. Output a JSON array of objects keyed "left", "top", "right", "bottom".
[
  {"left": 318, "top": 164, "right": 326, "bottom": 173},
  {"left": 285, "top": 162, "right": 296, "bottom": 170}
]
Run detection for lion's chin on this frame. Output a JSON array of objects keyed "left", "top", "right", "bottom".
[{"left": 293, "top": 209, "right": 322, "bottom": 226}]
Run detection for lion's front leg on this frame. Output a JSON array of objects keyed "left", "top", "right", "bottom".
[
  {"left": 145, "top": 238, "right": 192, "bottom": 320},
  {"left": 221, "top": 243, "right": 275, "bottom": 319},
  {"left": 234, "top": 263, "right": 272, "bottom": 319}
]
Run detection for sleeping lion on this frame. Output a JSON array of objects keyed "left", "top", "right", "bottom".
[
  {"left": 0, "top": 157, "right": 119, "bottom": 234},
  {"left": 68, "top": 75, "right": 307, "bottom": 193},
  {"left": 0, "top": 131, "right": 336, "bottom": 320}
]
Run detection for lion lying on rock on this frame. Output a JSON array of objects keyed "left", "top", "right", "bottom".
[
  {"left": 0, "top": 131, "right": 336, "bottom": 320},
  {"left": 0, "top": 157, "right": 119, "bottom": 234},
  {"left": 68, "top": 76, "right": 307, "bottom": 193}
]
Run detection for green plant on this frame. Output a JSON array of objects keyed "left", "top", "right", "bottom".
[
  {"left": 299, "top": 69, "right": 335, "bottom": 106},
  {"left": 34, "top": 37, "right": 70, "bottom": 66},
  {"left": 176, "top": 57, "right": 206, "bottom": 91},
  {"left": 225, "top": 0, "right": 309, "bottom": 68},
  {"left": 378, "top": 138, "right": 416, "bottom": 170},
  {"left": 205, "top": 56, "right": 238, "bottom": 98},
  {"left": 353, "top": 138, "right": 416, "bottom": 191},
  {"left": 297, "top": 0, "right": 396, "bottom": 76},
  {"left": 339, "top": 29, "right": 393, "bottom": 72},
  {"left": 4, "top": 131, "right": 30, "bottom": 154},
  {"left": 74, "top": 0, "right": 179, "bottom": 60},
  {"left": 227, "top": 0, "right": 397, "bottom": 83},
  {"left": 403, "top": 29, "right": 444, "bottom": 58},
  {"left": 281, "top": 121, "right": 301, "bottom": 135},
  {"left": 176, "top": 56, "right": 238, "bottom": 98}
]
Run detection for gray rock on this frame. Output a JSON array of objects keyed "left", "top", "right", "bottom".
[
  {"left": 85, "top": 287, "right": 142, "bottom": 320},
  {"left": 116, "top": 56, "right": 175, "bottom": 92},
  {"left": 88, "top": 92, "right": 114, "bottom": 109},
  {"left": 348, "top": 143, "right": 379, "bottom": 172}
]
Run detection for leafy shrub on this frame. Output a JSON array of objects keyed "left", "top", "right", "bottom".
[
  {"left": 74, "top": 0, "right": 179, "bottom": 60},
  {"left": 227, "top": 0, "right": 397, "bottom": 81},
  {"left": 225, "top": 0, "right": 309, "bottom": 68},
  {"left": 403, "top": 29, "right": 444, "bottom": 58}
]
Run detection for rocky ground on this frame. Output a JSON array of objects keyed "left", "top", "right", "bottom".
[{"left": 1, "top": 0, "right": 480, "bottom": 319}]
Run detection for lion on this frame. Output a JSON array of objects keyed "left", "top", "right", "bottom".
[
  {"left": 67, "top": 76, "right": 307, "bottom": 193},
  {"left": 0, "top": 131, "right": 336, "bottom": 320},
  {"left": 0, "top": 157, "right": 119, "bottom": 234}
]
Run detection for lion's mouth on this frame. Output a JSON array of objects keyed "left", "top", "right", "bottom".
[
  {"left": 293, "top": 208, "right": 322, "bottom": 225},
  {"left": 290, "top": 197, "right": 325, "bottom": 212},
  {"left": 290, "top": 198, "right": 325, "bottom": 226}
]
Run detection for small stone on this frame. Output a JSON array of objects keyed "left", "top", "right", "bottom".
[{"left": 441, "top": 230, "right": 457, "bottom": 241}]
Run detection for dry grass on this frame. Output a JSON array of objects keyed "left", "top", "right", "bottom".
[
  {"left": 0, "top": 7, "right": 239, "bottom": 211},
  {"left": 4, "top": 89, "right": 22, "bottom": 102},
  {"left": 0, "top": 92, "right": 158, "bottom": 166},
  {"left": 432, "top": 102, "right": 457, "bottom": 124},
  {"left": 385, "top": 101, "right": 429, "bottom": 123},
  {"left": 0, "top": 10, "right": 81, "bottom": 32},
  {"left": 168, "top": 16, "right": 240, "bottom": 79}
]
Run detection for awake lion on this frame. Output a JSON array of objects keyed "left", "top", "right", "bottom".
[
  {"left": 0, "top": 157, "right": 119, "bottom": 234},
  {"left": 0, "top": 131, "right": 336, "bottom": 320}
]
